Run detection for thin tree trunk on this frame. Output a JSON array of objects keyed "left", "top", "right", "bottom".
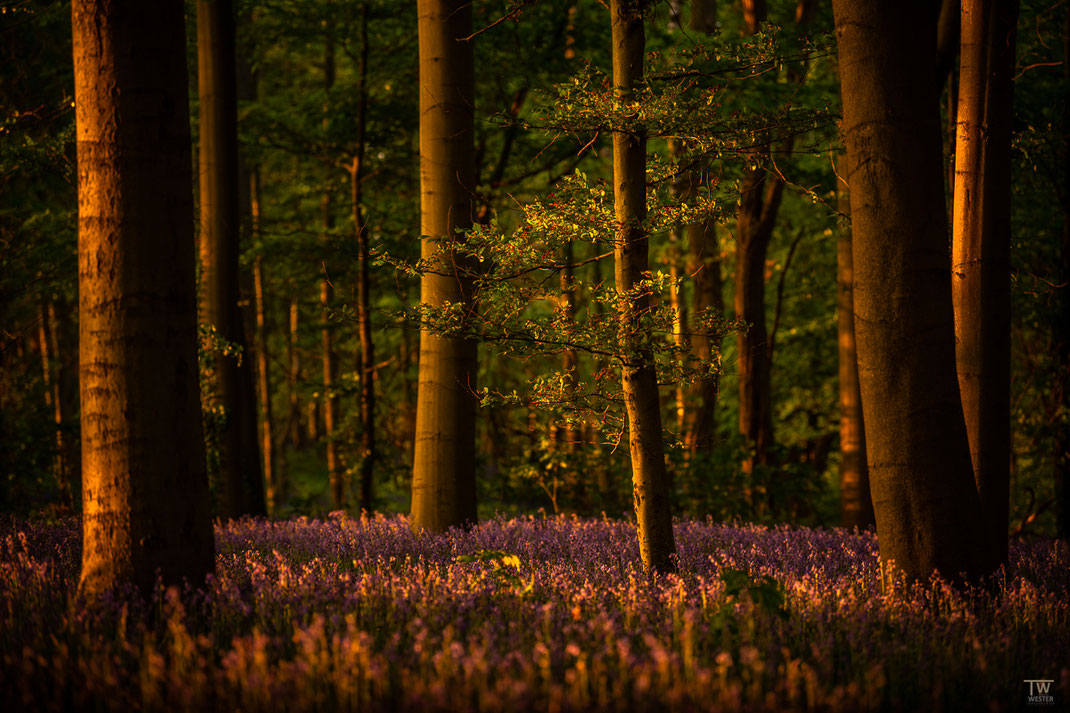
[
  {"left": 252, "top": 250, "right": 276, "bottom": 511},
  {"left": 834, "top": 0, "right": 987, "bottom": 585},
  {"left": 287, "top": 296, "right": 304, "bottom": 449},
  {"left": 353, "top": 1, "right": 376, "bottom": 514},
  {"left": 38, "top": 302, "right": 70, "bottom": 507},
  {"left": 321, "top": 34, "right": 342, "bottom": 508},
  {"left": 951, "top": 0, "right": 1018, "bottom": 572},
  {"left": 73, "top": 0, "right": 214, "bottom": 595},
  {"left": 612, "top": 0, "right": 677, "bottom": 574},
  {"left": 197, "top": 0, "right": 266, "bottom": 517},
  {"left": 410, "top": 0, "right": 479, "bottom": 532},
  {"left": 836, "top": 154, "right": 875, "bottom": 529},
  {"left": 45, "top": 302, "right": 73, "bottom": 509}
]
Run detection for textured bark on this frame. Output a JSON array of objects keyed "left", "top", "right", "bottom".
[
  {"left": 951, "top": 0, "right": 1017, "bottom": 571},
  {"left": 410, "top": 0, "right": 479, "bottom": 532},
  {"left": 73, "top": 0, "right": 214, "bottom": 596},
  {"left": 320, "top": 36, "right": 342, "bottom": 509},
  {"left": 612, "top": 0, "right": 677, "bottom": 574},
  {"left": 836, "top": 154, "right": 875, "bottom": 529},
  {"left": 834, "top": 0, "right": 987, "bottom": 584},
  {"left": 197, "top": 0, "right": 266, "bottom": 518}
]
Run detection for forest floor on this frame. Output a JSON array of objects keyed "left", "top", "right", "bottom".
[{"left": 1, "top": 514, "right": 1067, "bottom": 712}]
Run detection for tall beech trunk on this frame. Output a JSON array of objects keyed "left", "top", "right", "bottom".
[
  {"left": 353, "top": 2, "right": 376, "bottom": 513},
  {"left": 73, "top": 0, "right": 214, "bottom": 596},
  {"left": 321, "top": 35, "right": 342, "bottom": 508},
  {"left": 612, "top": 0, "right": 677, "bottom": 574},
  {"left": 951, "top": 0, "right": 1018, "bottom": 571},
  {"left": 836, "top": 154, "right": 875, "bottom": 529},
  {"left": 197, "top": 0, "right": 266, "bottom": 517},
  {"left": 410, "top": 0, "right": 479, "bottom": 532},
  {"left": 834, "top": 0, "right": 987, "bottom": 585}
]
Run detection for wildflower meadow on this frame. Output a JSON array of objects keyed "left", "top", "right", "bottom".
[{"left": 1, "top": 514, "right": 1067, "bottom": 712}]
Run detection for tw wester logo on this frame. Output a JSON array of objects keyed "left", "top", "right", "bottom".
[{"left": 1025, "top": 679, "right": 1055, "bottom": 707}]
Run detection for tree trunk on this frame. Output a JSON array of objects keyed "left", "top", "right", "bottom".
[
  {"left": 834, "top": 0, "right": 987, "bottom": 585},
  {"left": 321, "top": 34, "right": 343, "bottom": 509},
  {"left": 735, "top": 167, "right": 782, "bottom": 474},
  {"left": 37, "top": 302, "right": 69, "bottom": 507},
  {"left": 951, "top": 0, "right": 1018, "bottom": 572},
  {"left": 734, "top": 2, "right": 783, "bottom": 485},
  {"left": 197, "top": 0, "right": 266, "bottom": 518},
  {"left": 252, "top": 250, "right": 276, "bottom": 511},
  {"left": 612, "top": 0, "right": 677, "bottom": 574},
  {"left": 73, "top": 0, "right": 215, "bottom": 596},
  {"left": 835, "top": 154, "right": 875, "bottom": 529},
  {"left": 45, "top": 302, "right": 74, "bottom": 509},
  {"left": 741, "top": 0, "right": 765, "bottom": 35},
  {"left": 353, "top": 2, "right": 376, "bottom": 514},
  {"left": 287, "top": 297, "right": 304, "bottom": 449},
  {"left": 410, "top": 0, "right": 479, "bottom": 532}
]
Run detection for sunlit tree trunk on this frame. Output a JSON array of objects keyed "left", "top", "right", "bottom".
[
  {"left": 197, "top": 0, "right": 266, "bottom": 518},
  {"left": 410, "top": 0, "right": 479, "bottom": 532},
  {"left": 951, "top": 0, "right": 1018, "bottom": 571},
  {"left": 834, "top": 0, "right": 987, "bottom": 585},
  {"left": 73, "top": 0, "right": 214, "bottom": 596},
  {"left": 836, "top": 154, "right": 875, "bottom": 529},
  {"left": 741, "top": 0, "right": 765, "bottom": 35},
  {"left": 612, "top": 0, "right": 677, "bottom": 574}
]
